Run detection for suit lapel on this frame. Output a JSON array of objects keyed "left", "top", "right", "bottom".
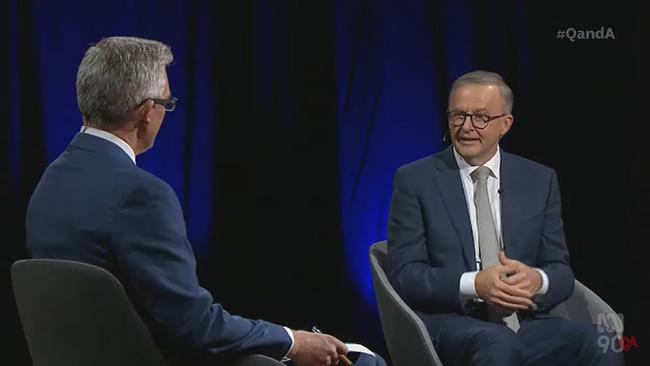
[
  {"left": 499, "top": 151, "right": 522, "bottom": 259},
  {"left": 432, "top": 148, "right": 476, "bottom": 270}
]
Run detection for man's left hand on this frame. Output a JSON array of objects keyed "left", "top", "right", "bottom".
[{"left": 498, "top": 252, "right": 542, "bottom": 298}]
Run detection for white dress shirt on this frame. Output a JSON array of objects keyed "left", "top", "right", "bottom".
[{"left": 454, "top": 147, "right": 549, "bottom": 304}]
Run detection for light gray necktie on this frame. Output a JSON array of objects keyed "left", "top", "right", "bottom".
[{"left": 470, "top": 166, "right": 520, "bottom": 332}]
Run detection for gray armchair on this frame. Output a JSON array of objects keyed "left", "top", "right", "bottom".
[
  {"left": 369, "top": 241, "right": 621, "bottom": 366},
  {"left": 11, "top": 259, "right": 284, "bottom": 366}
]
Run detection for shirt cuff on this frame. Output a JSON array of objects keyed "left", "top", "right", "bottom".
[
  {"left": 459, "top": 271, "right": 479, "bottom": 303},
  {"left": 281, "top": 327, "right": 295, "bottom": 362},
  {"left": 534, "top": 268, "right": 549, "bottom": 296}
]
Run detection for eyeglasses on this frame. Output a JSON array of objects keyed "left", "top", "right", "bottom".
[
  {"left": 150, "top": 97, "right": 179, "bottom": 112},
  {"left": 135, "top": 96, "right": 179, "bottom": 112},
  {"left": 447, "top": 111, "right": 507, "bottom": 129}
]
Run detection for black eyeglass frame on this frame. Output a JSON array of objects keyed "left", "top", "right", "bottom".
[
  {"left": 446, "top": 111, "right": 508, "bottom": 129},
  {"left": 135, "top": 96, "right": 178, "bottom": 112},
  {"left": 149, "top": 96, "right": 179, "bottom": 112}
]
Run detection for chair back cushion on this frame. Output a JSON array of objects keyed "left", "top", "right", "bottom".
[
  {"left": 11, "top": 259, "right": 168, "bottom": 366},
  {"left": 369, "top": 242, "right": 442, "bottom": 366}
]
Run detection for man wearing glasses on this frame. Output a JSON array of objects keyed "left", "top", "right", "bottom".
[
  {"left": 26, "top": 37, "right": 384, "bottom": 366},
  {"left": 387, "top": 71, "right": 622, "bottom": 365}
]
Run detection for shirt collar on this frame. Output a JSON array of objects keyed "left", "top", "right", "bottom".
[
  {"left": 80, "top": 126, "right": 136, "bottom": 164},
  {"left": 453, "top": 146, "right": 501, "bottom": 180}
]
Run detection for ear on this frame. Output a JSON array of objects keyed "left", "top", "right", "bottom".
[
  {"left": 133, "top": 99, "right": 155, "bottom": 129},
  {"left": 500, "top": 114, "right": 513, "bottom": 137}
]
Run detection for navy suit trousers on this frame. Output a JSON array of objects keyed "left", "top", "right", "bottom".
[{"left": 420, "top": 311, "right": 623, "bottom": 366}]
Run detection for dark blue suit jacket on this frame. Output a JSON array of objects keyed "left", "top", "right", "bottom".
[
  {"left": 26, "top": 133, "right": 291, "bottom": 362},
  {"left": 387, "top": 147, "right": 574, "bottom": 331}
]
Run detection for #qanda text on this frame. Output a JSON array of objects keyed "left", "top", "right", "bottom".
[{"left": 556, "top": 26, "right": 615, "bottom": 42}]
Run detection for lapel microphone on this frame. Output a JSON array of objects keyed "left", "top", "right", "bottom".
[{"left": 442, "top": 130, "right": 450, "bottom": 143}]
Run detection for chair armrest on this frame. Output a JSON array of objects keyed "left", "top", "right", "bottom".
[{"left": 550, "top": 280, "right": 623, "bottom": 337}]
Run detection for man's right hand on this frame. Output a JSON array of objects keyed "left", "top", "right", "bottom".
[
  {"left": 475, "top": 264, "right": 534, "bottom": 311},
  {"left": 288, "top": 330, "right": 349, "bottom": 366}
]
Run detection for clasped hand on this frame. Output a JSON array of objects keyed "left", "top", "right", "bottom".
[{"left": 475, "top": 252, "right": 542, "bottom": 313}]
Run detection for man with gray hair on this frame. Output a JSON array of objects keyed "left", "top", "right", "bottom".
[
  {"left": 387, "top": 70, "right": 622, "bottom": 365},
  {"left": 26, "top": 36, "right": 384, "bottom": 366}
]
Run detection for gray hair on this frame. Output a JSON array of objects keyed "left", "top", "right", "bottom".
[
  {"left": 449, "top": 70, "right": 513, "bottom": 113},
  {"left": 76, "top": 36, "right": 173, "bottom": 129}
]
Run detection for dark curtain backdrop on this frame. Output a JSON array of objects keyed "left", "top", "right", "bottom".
[{"left": 2, "top": 0, "right": 646, "bottom": 364}]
